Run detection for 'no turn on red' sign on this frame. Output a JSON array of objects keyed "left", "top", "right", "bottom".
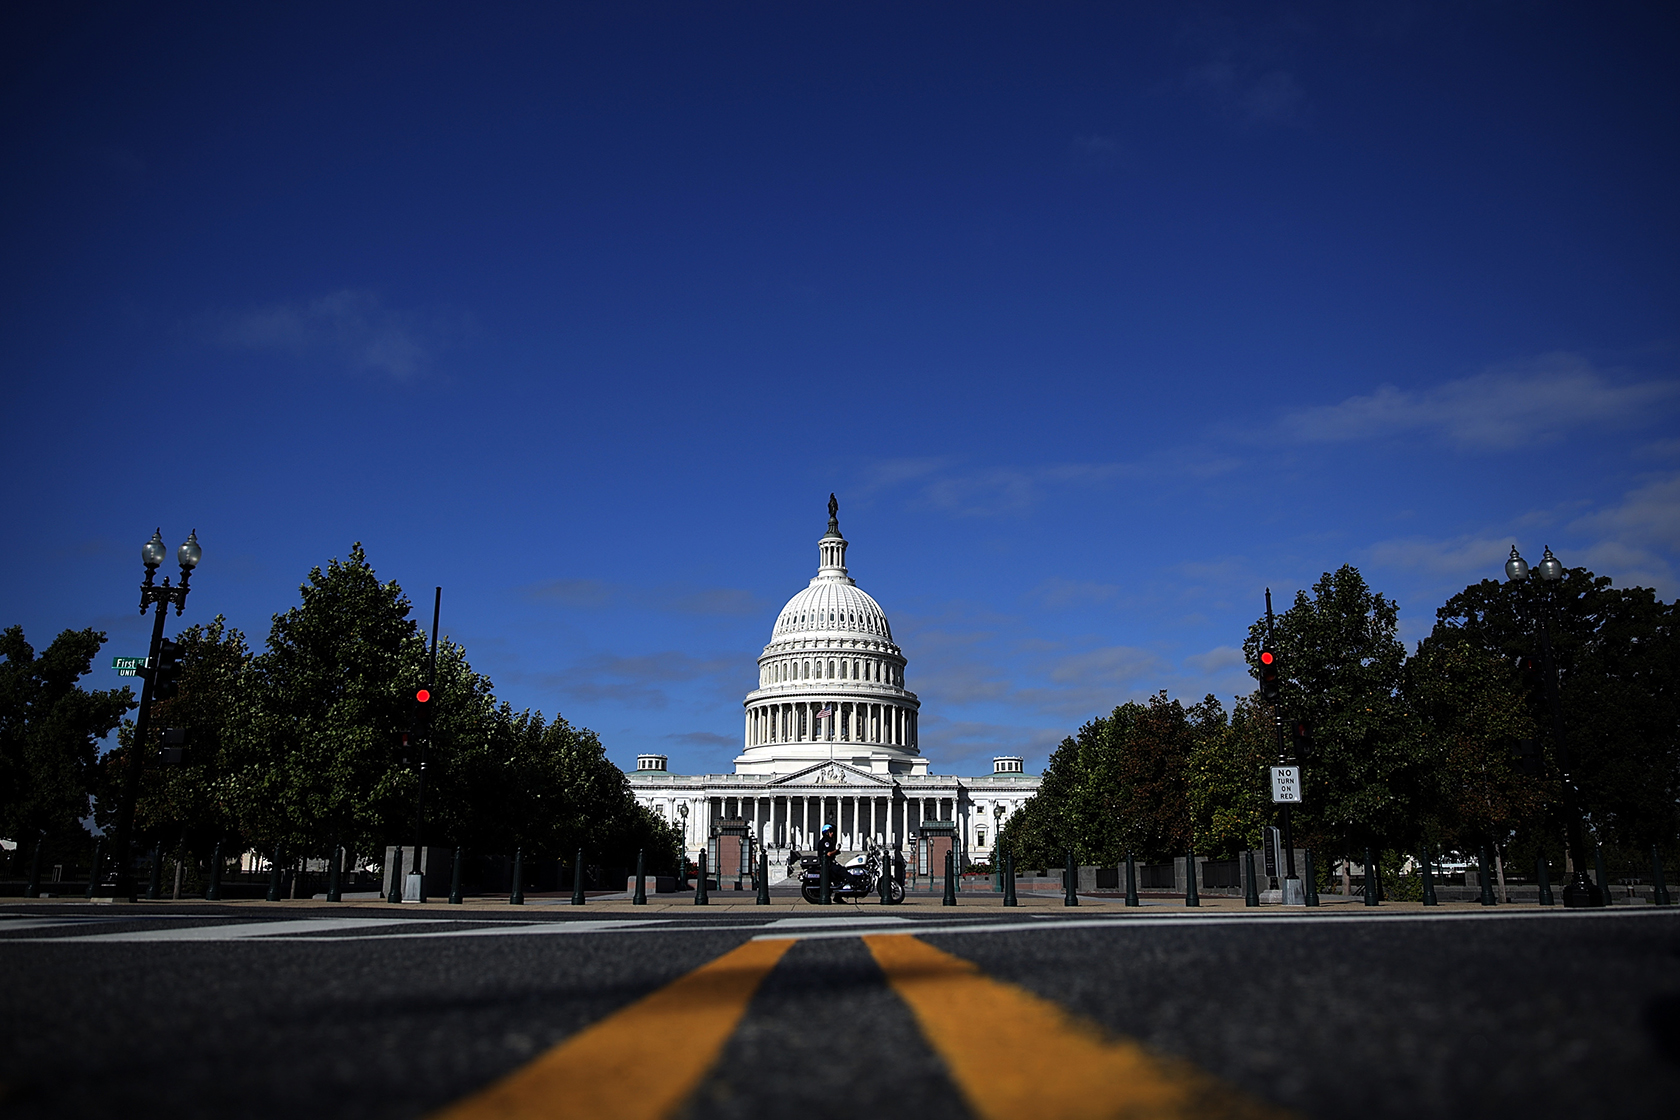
[{"left": 1270, "top": 766, "right": 1302, "bottom": 803}]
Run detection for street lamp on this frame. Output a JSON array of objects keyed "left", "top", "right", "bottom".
[
  {"left": 1505, "top": 545, "right": 1603, "bottom": 908},
  {"left": 111, "top": 529, "right": 201, "bottom": 900}
]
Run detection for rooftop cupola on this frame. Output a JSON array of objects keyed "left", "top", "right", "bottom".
[{"left": 817, "top": 492, "right": 849, "bottom": 579}]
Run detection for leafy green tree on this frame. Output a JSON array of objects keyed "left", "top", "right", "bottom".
[
  {"left": 1431, "top": 567, "right": 1678, "bottom": 851},
  {"left": 1187, "top": 695, "right": 1275, "bottom": 858},
  {"left": 230, "top": 543, "right": 430, "bottom": 859},
  {"left": 0, "top": 626, "right": 132, "bottom": 855},
  {"left": 1242, "top": 565, "right": 1417, "bottom": 854}
]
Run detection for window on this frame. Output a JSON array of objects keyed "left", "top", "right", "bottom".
[
  {"left": 803, "top": 661, "right": 810, "bottom": 679},
  {"left": 828, "top": 660, "right": 835, "bottom": 678}
]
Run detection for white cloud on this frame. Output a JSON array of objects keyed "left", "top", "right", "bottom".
[
  {"left": 1569, "top": 472, "right": 1680, "bottom": 594},
  {"left": 858, "top": 457, "right": 1139, "bottom": 517},
  {"left": 1183, "top": 645, "right": 1245, "bottom": 674},
  {"left": 213, "top": 290, "right": 456, "bottom": 377},
  {"left": 1365, "top": 534, "right": 1517, "bottom": 578},
  {"left": 526, "top": 579, "right": 764, "bottom": 616},
  {"left": 1279, "top": 354, "right": 1678, "bottom": 451}
]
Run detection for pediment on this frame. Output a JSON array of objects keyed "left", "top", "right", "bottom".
[{"left": 769, "top": 761, "right": 892, "bottom": 787}]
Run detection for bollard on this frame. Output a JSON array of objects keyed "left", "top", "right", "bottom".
[
  {"left": 147, "top": 844, "right": 162, "bottom": 901},
  {"left": 695, "top": 851, "right": 709, "bottom": 905},
  {"left": 633, "top": 849, "right": 648, "bottom": 905},
  {"left": 1064, "top": 847, "right": 1079, "bottom": 907},
  {"left": 879, "top": 848, "right": 893, "bottom": 905},
  {"left": 204, "top": 840, "right": 224, "bottom": 901},
  {"left": 1244, "top": 850, "right": 1259, "bottom": 907},
  {"left": 1477, "top": 845, "right": 1495, "bottom": 905},
  {"left": 1184, "top": 850, "right": 1199, "bottom": 907},
  {"left": 1420, "top": 847, "right": 1437, "bottom": 906},
  {"left": 943, "top": 848, "right": 957, "bottom": 906},
  {"left": 510, "top": 848, "right": 524, "bottom": 905},
  {"left": 388, "top": 847, "right": 405, "bottom": 904},
  {"left": 1364, "top": 846, "right": 1380, "bottom": 907},
  {"left": 819, "top": 851, "right": 830, "bottom": 905},
  {"left": 1125, "top": 852, "right": 1138, "bottom": 907},
  {"left": 84, "top": 839, "right": 103, "bottom": 899},
  {"left": 1652, "top": 846, "right": 1671, "bottom": 907},
  {"left": 757, "top": 850, "right": 771, "bottom": 905},
  {"left": 1003, "top": 848, "right": 1018, "bottom": 907},
  {"left": 449, "top": 846, "right": 464, "bottom": 905},
  {"left": 1303, "top": 849, "right": 1320, "bottom": 906},
  {"left": 24, "top": 834, "right": 44, "bottom": 898},
  {"left": 327, "top": 842, "right": 343, "bottom": 903},
  {"left": 267, "top": 844, "right": 283, "bottom": 902},
  {"left": 1537, "top": 853, "right": 1554, "bottom": 906},
  {"left": 571, "top": 847, "right": 587, "bottom": 906},
  {"left": 1594, "top": 844, "right": 1613, "bottom": 906}
]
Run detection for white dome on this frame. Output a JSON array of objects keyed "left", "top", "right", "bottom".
[
  {"left": 771, "top": 580, "right": 892, "bottom": 644},
  {"left": 735, "top": 496, "right": 924, "bottom": 776}
]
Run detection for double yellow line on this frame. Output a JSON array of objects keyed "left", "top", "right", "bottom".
[{"left": 436, "top": 934, "right": 1284, "bottom": 1120}]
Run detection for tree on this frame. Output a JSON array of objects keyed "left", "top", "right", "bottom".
[
  {"left": 1431, "top": 567, "right": 1678, "bottom": 851},
  {"left": 0, "top": 626, "right": 132, "bottom": 854},
  {"left": 229, "top": 543, "right": 429, "bottom": 858},
  {"left": 1243, "top": 565, "right": 1417, "bottom": 853},
  {"left": 1187, "top": 695, "right": 1275, "bottom": 858}
]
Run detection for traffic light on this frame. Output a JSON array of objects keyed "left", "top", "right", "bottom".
[
  {"left": 1290, "top": 719, "right": 1311, "bottom": 757},
  {"left": 158, "top": 727, "right": 187, "bottom": 765},
  {"left": 154, "top": 639, "right": 183, "bottom": 701},
  {"left": 1259, "top": 647, "right": 1281, "bottom": 703},
  {"left": 1513, "top": 737, "right": 1542, "bottom": 777}
]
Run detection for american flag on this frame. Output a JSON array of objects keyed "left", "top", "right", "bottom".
[{"left": 817, "top": 704, "right": 834, "bottom": 719}]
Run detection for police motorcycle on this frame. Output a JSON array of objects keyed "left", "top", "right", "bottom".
[{"left": 800, "top": 841, "right": 905, "bottom": 904}]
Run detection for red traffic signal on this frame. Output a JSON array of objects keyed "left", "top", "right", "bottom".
[
  {"left": 1258, "top": 647, "right": 1281, "bottom": 703},
  {"left": 415, "top": 689, "right": 431, "bottom": 704}
]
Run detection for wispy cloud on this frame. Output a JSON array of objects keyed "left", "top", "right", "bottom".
[
  {"left": 1570, "top": 472, "right": 1680, "bottom": 593},
  {"left": 664, "top": 730, "right": 736, "bottom": 748},
  {"left": 542, "top": 650, "right": 738, "bottom": 709},
  {"left": 1027, "top": 578, "right": 1119, "bottom": 610},
  {"left": 1183, "top": 645, "right": 1244, "bottom": 674},
  {"left": 1185, "top": 61, "right": 1310, "bottom": 127},
  {"left": 211, "top": 290, "right": 463, "bottom": 377},
  {"left": 858, "top": 457, "right": 1139, "bottom": 517},
  {"left": 525, "top": 579, "right": 764, "bottom": 616},
  {"left": 1279, "top": 354, "right": 1679, "bottom": 451}
]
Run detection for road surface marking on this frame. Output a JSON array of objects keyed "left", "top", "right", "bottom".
[
  {"left": 764, "top": 915, "right": 914, "bottom": 928},
  {"left": 432, "top": 936, "right": 794, "bottom": 1120},
  {"left": 37, "top": 917, "right": 413, "bottom": 941},
  {"left": 865, "top": 934, "right": 1285, "bottom": 1120}
]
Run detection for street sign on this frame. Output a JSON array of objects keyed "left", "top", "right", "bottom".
[
  {"left": 112, "top": 656, "right": 149, "bottom": 676},
  {"left": 1270, "top": 765, "right": 1302, "bottom": 803}
]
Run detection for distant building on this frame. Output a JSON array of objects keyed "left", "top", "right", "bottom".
[{"left": 626, "top": 497, "right": 1039, "bottom": 875}]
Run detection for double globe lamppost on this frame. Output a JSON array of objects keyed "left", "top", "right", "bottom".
[
  {"left": 111, "top": 528, "right": 202, "bottom": 900},
  {"left": 1504, "top": 545, "right": 1604, "bottom": 908}
]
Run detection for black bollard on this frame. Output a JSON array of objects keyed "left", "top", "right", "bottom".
[
  {"left": 1244, "top": 849, "right": 1259, "bottom": 907},
  {"left": 819, "top": 851, "right": 830, "bottom": 905},
  {"left": 147, "top": 844, "right": 162, "bottom": 901},
  {"left": 267, "top": 844, "right": 283, "bottom": 902},
  {"left": 449, "top": 846, "right": 464, "bottom": 905},
  {"left": 1477, "top": 845, "right": 1495, "bottom": 906},
  {"left": 695, "top": 850, "right": 709, "bottom": 905},
  {"left": 1064, "top": 847, "right": 1079, "bottom": 907},
  {"left": 943, "top": 848, "right": 957, "bottom": 906},
  {"left": 757, "top": 850, "right": 771, "bottom": 905},
  {"left": 1303, "top": 849, "right": 1320, "bottom": 907},
  {"left": 572, "top": 847, "right": 587, "bottom": 906},
  {"left": 510, "top": 848, "right": 524, "bottom": 905},
  {"left": 1652, "top": 846, "right": 1671, "bottom": 907},
  {"left": 388, "top": 846, "right": 405, "bottom": 904},
  {"left": 204, "top": 840, "right": 224, "bottom": 901},
  {"left": 1420, "top": 847, "right": 1438, "bottom": 906},
  {"left": 633, "top": 849, "right": 648, "bottom": 905},
  {"left": 326, "top": 843, "right": 343, "bottom": 903},
  {"left": 1365, "top": 846, "right": 1380, "bottom": 907},
  {"left": 1124, "top": 852, "right": 1138, "bottom": 907},
  {"left": 1184, "top": 851, "right": 1199, "bottom": 907},
  {"left": 1537, "top": 853, "right": 1554, "bottom": 906},
  {"left": 1003, "top": 848, "right": 1018, "bottom": 907},
  {"left": 84, "top": 838, "right": 103, "bottom": 899},
  {"left": 1595, "top": 844, "right": 1613, "bottom": 906},
  {"left": 880, "top": 848, "right": 894, "bottom": 905},
  {"left": 24, "top": 834, "right": 44, "bottom": 899}
]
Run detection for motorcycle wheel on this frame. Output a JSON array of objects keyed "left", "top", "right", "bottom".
[
  {"left": 801, "top": 885, "right": 823, "bottom": 905},
  {"left": 887, "top": 880, "right": 905, "bottom": 904}
]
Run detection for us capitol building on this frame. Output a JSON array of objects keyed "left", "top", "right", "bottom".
[{"left": 625, "top": 497, "right": 1040, "bottom": 878}]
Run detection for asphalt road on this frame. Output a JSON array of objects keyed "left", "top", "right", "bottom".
[{"left": 1, "top": 898, "right": 1677, "bottom": 1119}]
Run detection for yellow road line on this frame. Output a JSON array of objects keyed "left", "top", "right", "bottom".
[
  {"left": 433, "top": 937, "right": 794, "bottom": 1120},
  {"left": 864, "top": 934, "right": 1287, "bottom": 1120}
]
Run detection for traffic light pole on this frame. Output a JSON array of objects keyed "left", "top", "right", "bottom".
[
  {"left": 1531, "top": 589, "right": 1602, "bottom": 908},
  {"left": 1263, "top": 590, "right": 1298, "bottom": 884},
  {"left": 411, "top": 588, "right": 441, "bottom": 901}
]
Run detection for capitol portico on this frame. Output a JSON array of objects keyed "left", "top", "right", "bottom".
[{"left": 626, "top": 497, "right": 1040, "bottom": 878}]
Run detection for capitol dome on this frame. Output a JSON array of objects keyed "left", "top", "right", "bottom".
[{"left": 735, "top": 496, "right": 925, "bottom": 776}]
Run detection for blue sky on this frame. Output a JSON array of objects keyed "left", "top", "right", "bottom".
[{"left": 3, "top": 3, "right": 1676, "bottom": 777}]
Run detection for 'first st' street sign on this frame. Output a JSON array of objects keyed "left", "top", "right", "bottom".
[
  {"left": 1270, "top": 766, "right": 1302, "bottom": 804},
  {"left": 112, "top": 656, "right": 149, "bottom": 676}
]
